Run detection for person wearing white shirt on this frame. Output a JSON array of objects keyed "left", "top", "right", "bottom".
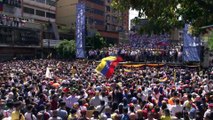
[
  {"left": 65, "top": 93, "right": 79, "bottom": 109},
  {"left": 204, "top": 103, "right": 213, "bottom": 120},
  {"left": 96, "top": 100, "right": 105, "bottom": 114},
  {"left": 25, "top": 104, "right": 37, "bottom": 120},
  {"left": 89, "top": 91, "right": 101, "bottom": 107},
  {"left": 170, "top": 99, "right": 183, "bottom": 116}
]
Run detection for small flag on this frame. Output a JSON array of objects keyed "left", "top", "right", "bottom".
[
  {"left": 174, "top": 69, "right": 176, "bottom": 82},
  {"left": 159, "top": 72, "right": 168, "bottom": 82},
  {"left": 96, "top": 56, "right": 123, "bottom": 78},
  {"left": 45, "top": 67, "right": 53, "bottom": 79}
]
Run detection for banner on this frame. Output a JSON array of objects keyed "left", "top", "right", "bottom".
[
  {"left": 76, "top": 3, "right": 86, "bottom": 58},
  {"left": 183, "top": 24, "right": 201, "bottom": 62}
]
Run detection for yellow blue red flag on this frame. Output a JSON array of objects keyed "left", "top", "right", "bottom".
[{"left": 96, "top": 56, "right": 123, "bottom": 78}]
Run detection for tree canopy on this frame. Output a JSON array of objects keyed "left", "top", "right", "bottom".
[
  {"left": 55, "top": 40, "right": 76, "bottom": 59},
  {"left": 86, "top": 32, "right": 107, "bottom": 50},
  {"left": 112, "top": 0, "right": 213, "bottom": 35}
]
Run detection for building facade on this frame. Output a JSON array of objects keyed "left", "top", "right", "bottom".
[
  {"left": 0, "top": 0, "right": 70, "bottom": 60},
  {"left": 22, "top": 0, "right": 56, "bottom": 23},
  {"left": 0, "top": 0, "right": 42, "bottom": 60},
  {"left": 56, "top": 0, "right": 129, "bottom": 44}
]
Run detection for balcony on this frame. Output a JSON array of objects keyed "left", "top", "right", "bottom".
[
  {"left": 23, "top": 13, "right": 55, "bottom": 22},
  {"left": 22, "top": 22, "right": 43, "bottom": 30},
  {"left": 3, "top": 0, "right": 21, "bottom": 7},
  {"left": 23, "top": 0, "right": 56, "bottom": 11}
]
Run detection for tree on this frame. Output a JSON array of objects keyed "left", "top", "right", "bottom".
[
  {"left": 86, "top": 32, "right": 107, "bottom": 50},
  {"left": 112, "top": 0, "right": 213, "bottom": 35},
  {"left": 55, "top": 40, "right": 76, "bottom": 59},
  {"left": 208, "top": 31, "right": 213, "bottom": 50}
]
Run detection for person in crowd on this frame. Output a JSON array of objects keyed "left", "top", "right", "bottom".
[
  {"left": 57, "top": 101, "right": 68, "bottom": 120},
  {"left": 11, "top": 101, "right": 25, "bottom": 120},
  {"left": 0, "top": 59, "right": 212, "bottom": 120},
  {"left": 24, "top": 104, "right": 37, "bottom": 120}
]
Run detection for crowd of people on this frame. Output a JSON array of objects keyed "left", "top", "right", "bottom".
[
  {"left": 88, "top": 33, "right": 182, "bottom": 63},
  {"left": 88, "top": 46, "right": 182, "bottom": 63},
  {"left": 0, "top": 59, "right": 213, "bottom": 120},
  {"left": 0, "top": 14, "right": 33, "bottom": 28},
  {"left": 128, "top": 33, "right": 170, "bottom": 49}
]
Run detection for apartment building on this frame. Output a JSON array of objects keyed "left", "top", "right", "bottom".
[
  {"left": 22, "top": 0, "right": 56, "bottom": 23},
  {"left": 0, "top": 0, "right": 63, "bottom": 60},
  {"left": 56, "top": 0, "right": 129, "bottom": 44}
]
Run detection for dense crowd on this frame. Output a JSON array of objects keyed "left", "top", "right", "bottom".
[
  {"left": 128, "top": 33, "right": 170, "bottom": 49},
  {"left": 0, "top": 59, "right": 213, "bottom": 120},
  {"left": 88, "top": 46, "right": 182, "bottom": 63},
  {"left": 88, "top": 33, "right": 181, "bottom": 62}
]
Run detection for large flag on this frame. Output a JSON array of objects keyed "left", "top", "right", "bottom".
[
  {"left": 96, "top": 56, "right": 123, "bottom": 78},
  {"left": 183, "top": 24, "right": 200, "bottom": 62}
]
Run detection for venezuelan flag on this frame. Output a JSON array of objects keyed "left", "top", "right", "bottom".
[{"left": 96, "top": 56, "right": 123, "bottom": 78}]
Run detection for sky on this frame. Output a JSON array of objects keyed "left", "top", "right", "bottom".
[{"left": 129, "top": 9, "right": 138, "bottom": 29}]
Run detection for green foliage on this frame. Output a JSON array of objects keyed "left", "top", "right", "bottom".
[
  {"left": 86, "top": 32, "right": 107, "bottom": 50},
  {"left": 55, "top": 40, "right": 75, "bottom": 59},
  {"left": 112, "top": 0, "right": 213, "bottom": 35},
  {"left": 208, "top": 31, "right": 213, "bottom": 50},
  {"left": 58, "top": 26, "right": 71, "bottom": 33}
]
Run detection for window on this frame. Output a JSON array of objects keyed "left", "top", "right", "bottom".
[
  {"left": 46, "top": 12, "right": 55, "bottom": 18},
  {"left": 106, "top": 6, "right": 110, "bottom": 12},
  {"left": 93, "top": 9, "right": 104, "bottom": 15},
  {"left": 106, "top": 15, "right": 111, "bottom": 23},
  {"left": 90, "top": 0, "right": 104, "bottom": 5},
  {"left": 112, "top": 16, "right": 118, "bottom": 23},
  {"left": 23, "top": 7, "right": 34, "bottom": 14},
  {"left": 87, "top": 7, "right": 104, "bottom": 16},
  {"left": 46, "top": 0, "right": 55, "bottom": 6},
  {"left": 105, "top": 24, "right": 110, "bottom": 31},
  {"left": 36, "top": 0, "right": 45, "bottom": 3},
  {"left": 36, "top": 10, "right": 45, "bottom": 17},
  {"left": 3, "top": 0, "right": 21, "bottom": 7},
  {"left": 94, "top": 19, "right": 104, "bottom": 25}
]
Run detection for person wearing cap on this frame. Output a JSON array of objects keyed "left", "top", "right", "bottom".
[{"left": 204, "top": 103, "right": 213, "bottom": 120}]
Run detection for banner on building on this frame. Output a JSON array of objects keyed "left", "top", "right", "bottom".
[
  {"left": 183, "top": 24, "right": 200, "bottom": 62},
  {"left": 76, "top": 3, "right": 86, "bottom": 58}
]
